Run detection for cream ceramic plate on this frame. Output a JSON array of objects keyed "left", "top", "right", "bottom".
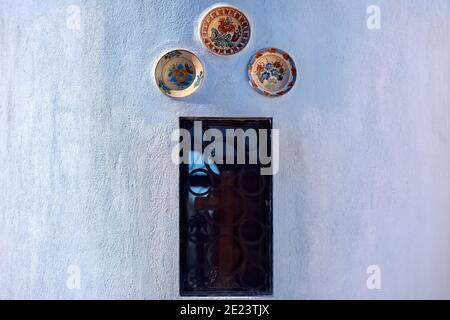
[
  {"left": 155, "top": 50, "right": 204, "bottom": 98},
  {"left": 200, "top": 6, "right": 251, "bottom": 56},
  {"left": 248, "top": 48, "right": 297, "bottom": 97}
]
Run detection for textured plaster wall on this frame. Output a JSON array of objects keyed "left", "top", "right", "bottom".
[{"left": 1, "top": 0, "right": 450, "bottom": 299}]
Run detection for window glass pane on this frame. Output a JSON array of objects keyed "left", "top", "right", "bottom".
[{"left": 179, "top": 118, "right": 273, "bottom": 296}]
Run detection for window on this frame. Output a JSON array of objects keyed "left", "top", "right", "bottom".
[{"left": 179, "top": 117, "right": 273, "bottom": 296}]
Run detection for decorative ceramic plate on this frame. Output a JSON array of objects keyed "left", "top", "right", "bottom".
[
  {"left": 248, "top": 48, "right": 297, "bottom": 97},
  {"left": 155, "top": 49, "right": 204, "bottom": 98},
  {"left": 200, "top": 6, "right": 251, "bottom": 56}
]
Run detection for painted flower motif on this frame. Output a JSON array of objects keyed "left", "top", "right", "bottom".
[
  {"left": 254, "top": 58, "right": 286, "bottom": 86},
  {"left": 168, "top": 63, "right": 194, "bottom": 88},
  {"left": 210, "top": 17, "right": 242, "bottom": 48},
  {"left": 164, "top": 50, "right": 181, "bottom": 60},
  {"left": 158, "top": 80, "right": 171, "bottom": 94},
  {"left": 194, "top": 71, "right": 204, "bottom": 88},
  {"left": 218, "top": 17, "right": 236, "bottom": 34},
  {"left": 264, "top": 63, "right": 273, "bottom": 71},
  {"left": 259, "top": 71, "right": 271, "bottom": 83},
  {"left": 255, "top": 63, "right": 265, "bottom": 73},
  {"left": 273, "top": 61, "right": 282, "bottom": 69}
]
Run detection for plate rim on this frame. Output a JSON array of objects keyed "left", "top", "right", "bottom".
[{"left": 247, "top": 47, "right": 297, "bottom": 97}]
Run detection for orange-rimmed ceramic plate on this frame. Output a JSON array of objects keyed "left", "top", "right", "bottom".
[
  {"left": 155, "top": 49, "right": 204, "bottom": 98},
  {"left": 248, "top": 48, "right": 297, "bottom": 97},
  {"left": 200, "top": 6, "right": 251, "bottom": 56}
]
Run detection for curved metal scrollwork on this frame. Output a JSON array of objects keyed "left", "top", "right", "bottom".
[
  {"left": 184, "top": 166, "right": 271, "bottom": 294},
  {"left": 180, "top": 118, "right": 272, "bottom": 296}
]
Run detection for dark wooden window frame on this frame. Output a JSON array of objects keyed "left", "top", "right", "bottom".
[{"left": 179, "top": 117, "right": 273, "bottom": 296}]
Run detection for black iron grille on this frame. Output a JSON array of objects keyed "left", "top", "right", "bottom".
[{"left": 179, "top": 117, "right": 273, "bottom": 296}]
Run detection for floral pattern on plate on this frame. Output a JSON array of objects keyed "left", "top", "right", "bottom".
[
  {"left": 248, "top": 48, "right": 297, "bottom": 97},
  {"left": 155, "top": 50, "right": 204, "bottom": 98},
  {"left": 168, "top": 63, "right": 195, "bottom": 89},
  {"left": 200, "top": 6, "right": 250, "bottom": 56}
]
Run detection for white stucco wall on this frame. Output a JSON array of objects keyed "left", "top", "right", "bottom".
[{"left": 1, "top": 0, "right": 449, "bottom": 299}]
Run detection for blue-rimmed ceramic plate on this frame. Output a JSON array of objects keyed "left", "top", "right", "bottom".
[
  {"left": 155, "top": 49, "right": 204, "bottom": 98},
  {"left": 248, "top": 48, "right": 297, "bottom": 97}
]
